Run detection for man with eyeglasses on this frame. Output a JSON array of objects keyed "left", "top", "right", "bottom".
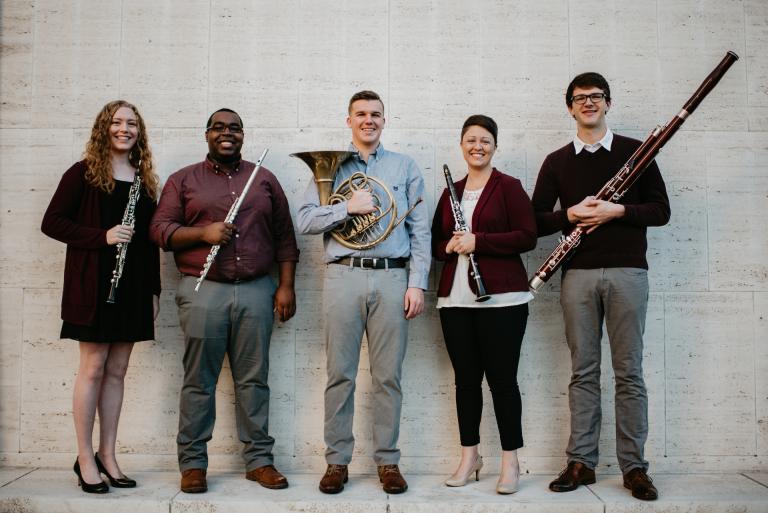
[
  {"left": 150, "top": 108, "right": 299, "bottom": 494},
  {"left": 531, "top": 73, "right": 670, "bottom": 501}
]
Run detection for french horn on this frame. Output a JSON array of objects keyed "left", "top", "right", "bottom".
[{"left": 292, "top": 150, "right": 421, "bottom": 250}]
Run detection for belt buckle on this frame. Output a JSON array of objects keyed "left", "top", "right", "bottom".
[{"left": 359, "top": 257, "right": 378, "bottom": 269}]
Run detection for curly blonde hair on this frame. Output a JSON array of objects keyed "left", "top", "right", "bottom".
[{"left": 83, "top": 100, "right": 159, "bottom": 199}]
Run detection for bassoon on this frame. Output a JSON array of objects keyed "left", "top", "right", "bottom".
[
  {"left": 529, "top": 51, "right": 739, "bottom": 292},
  {"left": 194, "top": 148, "right": 269, "bottom": 292},
  {"left": 442, "top": 164, "right": 490, "bottom": 302}
]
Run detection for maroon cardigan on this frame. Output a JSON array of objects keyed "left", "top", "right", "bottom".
[
  {"left": 41, "top": 161, "right": 160, "bottom": 325},
  {"left": 432, "top": 169, "right": 537, "bottom": 297}
]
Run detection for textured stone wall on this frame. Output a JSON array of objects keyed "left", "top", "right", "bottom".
[{"left": 0, "top": 0, "right": 766, "bottom": 475}]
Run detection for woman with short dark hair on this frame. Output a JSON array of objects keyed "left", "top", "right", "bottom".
[{"left": 432, "top": 114, "right": 536, "bottom": 494}]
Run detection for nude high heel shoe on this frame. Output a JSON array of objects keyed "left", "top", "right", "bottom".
[
  {"left": 445, "top": 455, "right": 483, "bottom": 487},
  {"left": 496, "top": 470, "right": 520, "bottom": 494}
]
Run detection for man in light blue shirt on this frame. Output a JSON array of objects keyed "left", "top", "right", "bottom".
[{"left": 296, "top": 90, "right": 430, "bottom": 495}]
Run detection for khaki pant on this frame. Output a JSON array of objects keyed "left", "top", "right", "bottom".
[{"left": 322, "top": 263, "right": 409, "bottom": 465}]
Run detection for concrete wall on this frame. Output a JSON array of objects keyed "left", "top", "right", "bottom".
[{"left": 0, "top": 0, "right": 766, "bottom": 475}]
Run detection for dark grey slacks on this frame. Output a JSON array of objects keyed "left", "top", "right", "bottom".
[
  {"left": 175, "top": 274, "right": 276, "bottom": 472},
  {"left": 560, "top": 267, "right": 650, "bottom": 474}
]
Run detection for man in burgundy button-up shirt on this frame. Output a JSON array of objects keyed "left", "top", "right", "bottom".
[{"left": 150, "top": 109, "right": 299, "bottom": 493}]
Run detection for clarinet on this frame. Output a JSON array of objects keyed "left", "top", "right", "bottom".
[
  {"left": 195, "top": 148, "right": 269, "bottom": 292},
  {"left": 443, "top": 164, "right": 490, "bottom": 302},
  {"left": 107, "top": 171, "right": 143, "bottom": 304},
  {"left": 529, "top": 50, "right": 739, "bottom": 293}
]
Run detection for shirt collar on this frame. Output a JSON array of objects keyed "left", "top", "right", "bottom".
[
  {"left": 573, "top": 128, "right": 613, "bottom": 154},
  {"left": 348, "top": 142, "right": 384, "bottom": 162},
  {"left": 205, "top": 154, "right": 242, "bottom": 174}
]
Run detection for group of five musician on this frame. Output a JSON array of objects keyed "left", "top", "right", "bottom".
[{"left": 41, "top": 72, "right": 668, "bottom": 502}]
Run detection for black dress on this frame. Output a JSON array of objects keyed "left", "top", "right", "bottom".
[{"left": 61, "top": 180, "right": 157, "bottom": 343}]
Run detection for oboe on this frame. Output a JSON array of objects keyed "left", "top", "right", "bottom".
[
  {"left": 529, "top": 51, "right": 739, "bottom": 292},
  {"left": 194, "top": 148, "right": 269, "bottom": 292},
  {"left": 107, "top": 171, "right": 142, "bottom": 304},
  {"left": 443, "top": 164, "right": 490, "bottom": 302}
]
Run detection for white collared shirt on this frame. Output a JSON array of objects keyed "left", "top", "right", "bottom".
[{"left": 573, "top": 128, "right": 613, "bottom": 154}]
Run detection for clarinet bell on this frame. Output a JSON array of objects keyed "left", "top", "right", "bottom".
[
  {"left": 106, "top": 284, "right": 117, "bottom": 304},
  {"left": 474, "top": 274, "right": 491, "bottom": 302}
]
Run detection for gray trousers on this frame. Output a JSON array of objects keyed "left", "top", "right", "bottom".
[
  {"left": 560, "top": 268, "right": 649, "bottom": 474},
  {"left": 175, "top": 275, "right": 276, "bottom": 472},
  {"left": 322, "top": 263, "right": 409, "bottom": 465}
]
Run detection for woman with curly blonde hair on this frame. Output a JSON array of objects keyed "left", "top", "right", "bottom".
[{"left": 42, "top": 100, "right": 161, "bottom": 493}]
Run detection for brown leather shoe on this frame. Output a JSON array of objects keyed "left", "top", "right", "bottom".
[
  {"left": 180, "top": 468, "right": 207, "bottom": 493},
  {"left": 549, "top": 462, "right": 596, "bottom": 492},
  {"left": 378, "top": 464, "right": 408, "bottom": 494},
  {"left": 319, "top": 464, "right": 348, "bottom": 494},
  {"left": 623, "top": 468, "right": 658, "bottom": 501},
  {"left": 246, "top": 465, "right": 289, "bottom": 489}
]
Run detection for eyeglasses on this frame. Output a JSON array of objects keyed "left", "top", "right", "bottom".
[
  {"left": 571, "top": 93, "right": 607, "bottom": 105},
  {"left": 206, "top": 123, "right": 244, "bottom": 134}
]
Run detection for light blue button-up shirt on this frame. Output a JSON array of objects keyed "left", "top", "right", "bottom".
[{"left": 296, "top": 143, "right": 431, "bottom": 290}]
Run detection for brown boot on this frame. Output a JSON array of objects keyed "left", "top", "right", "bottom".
[
  {"left": 245, "top": 465, "right": 289, "bottom": 489},
  {"left": 180, "top": 468, "right": 207, "bottom": 493},
  {"left": 378, "top": 464, "right": 408, "bottom": 494},
  {"left": 319, "top": 464, "right": 348, "bottom": 494}
]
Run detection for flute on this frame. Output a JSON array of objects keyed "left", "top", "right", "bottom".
[
  {"left": 529, "top": 51, "right": 739, "bottom": 292},
  {"left": 443, "top": 164, "right": 490, "bottom": 302},
  {"left": 194, "top": 148, "right": 269, "bottom": 292}
]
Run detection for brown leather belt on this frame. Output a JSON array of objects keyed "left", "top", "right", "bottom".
[{"left": 331, "top": 257, "right": 408, "bottom": 270}]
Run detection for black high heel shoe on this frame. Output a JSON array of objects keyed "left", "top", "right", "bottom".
[
  {"left": 73, "top": 458, "right": 109, "bottom": 494},
  {"left": 95, "top": 453, "right": 137, "bottom": 488}
]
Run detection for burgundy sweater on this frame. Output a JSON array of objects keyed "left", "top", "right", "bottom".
[
  {"left": 41, "top": 161, "right": 161, "bottom": 325},
  {"left": 531, "top": 133, "right": 670, "bottom": 271}
]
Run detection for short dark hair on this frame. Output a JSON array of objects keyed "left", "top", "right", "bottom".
[
  {"left": 206, "top": 108, "right": 243, "bottom": 129},
  {"left": 348, "top": 90, "right": 384, "bottom": 114},
  {"left": 565, "top": 72, "right": 611, "bottom": 107},
  {"left": 461, "top": 114, "right": 498, "bottom": 145}
]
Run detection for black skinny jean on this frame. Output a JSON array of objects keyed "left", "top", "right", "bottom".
[{"left": 439, "top": 304, "right": 528, "bottom": 451}]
